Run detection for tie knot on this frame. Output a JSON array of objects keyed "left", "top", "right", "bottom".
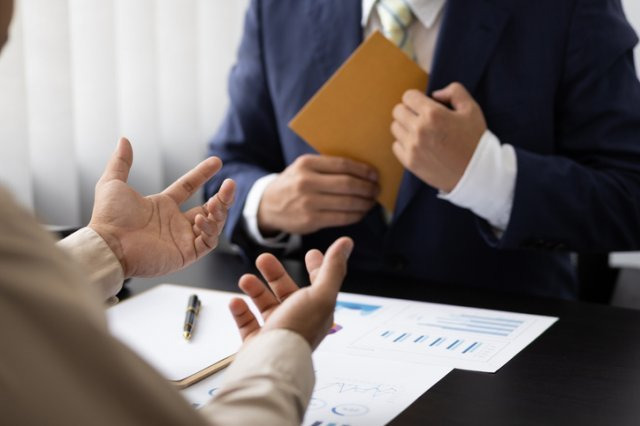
[{"left": 375, "top": 0, "right": 415, "bottom": 58}]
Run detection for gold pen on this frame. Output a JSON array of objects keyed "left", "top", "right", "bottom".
[{"left": 183, "top": 294, "right": 201, "bottom": 340}]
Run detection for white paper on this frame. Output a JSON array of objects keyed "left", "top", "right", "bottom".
[
  {"left": 319, "top": 292, "right": 558, "bottom": 373},
  {"left": 178, "top": 352, "right": 450, "bottom": 426},
  {"left": 303, "top": 352, "right": 450, "bottom": 426},
  {"left": 107, "top": 284, "right": 245, "bottom": 381}
]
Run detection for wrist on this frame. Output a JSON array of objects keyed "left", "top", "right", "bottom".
[
  {"left": 256, "top": 205, "right": 280, "bottom": 236},
  {"left": 88, "top": 224, "right": 129, "bottom": 277}
]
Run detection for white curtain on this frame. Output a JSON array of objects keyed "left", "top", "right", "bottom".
[
  {"left": 1, "top": 0, "right": 640, "bottom": 228},
  {"left": 0, "top": 0, "right": 249, "bottom": 226}
]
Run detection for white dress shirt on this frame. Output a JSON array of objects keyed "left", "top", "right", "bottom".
[{"left": 242, "top": 0, "right": 517, "bottom": 248}]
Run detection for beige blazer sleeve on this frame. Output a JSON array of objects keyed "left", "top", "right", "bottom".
[
  {"left": 202, "top": 329, "right": 315, "bottom": 426},
  {"left": 0, "top": 187, "right": 314, "bottom": 426},
  {"left": 57, "top": 227, "right": 125, "bottom": 302}
]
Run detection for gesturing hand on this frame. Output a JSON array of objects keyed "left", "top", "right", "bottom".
[
  {"left": 89, "top": 137, "right": 236, "bottom": 278},
  {"left": 391, "top": 82, "right": 487, "bottom": 192},
  {"left": 229, "top": 237, "right": 353, "bottom": 350},
  {"left": 258, "top": 154, "right": 379, "bottom": 236}
]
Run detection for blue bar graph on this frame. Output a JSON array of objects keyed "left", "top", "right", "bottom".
[
  {"left": 430, "top": 337, "right": 444, "bottom": 347},
  {"left": 394, "top": 333, "right": 409, "bottom": 343},
  {"left": 463, "top": 342, "right": 481, "bottom": 354},
  {"left": 447, "top": 339, "right": 463, "bottom": 350}
]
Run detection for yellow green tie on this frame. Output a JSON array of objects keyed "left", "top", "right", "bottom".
[{"left": 376, "top": 0, "right": 416, "bottom": 59}]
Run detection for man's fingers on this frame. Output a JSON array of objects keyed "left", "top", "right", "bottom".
[
  {"left": 295, "top": 154, "right": 378, "bottom": 182},
  {"left": 99, "top": 137, "right": 133, "bottom": 184},
  {"left": 402, "top": 89, "right": 447, "bottom": 116},
  {"left": 228, "top": 298, "right": 260, "bottom": 341},
  {"left": 305, "top": 249, "right": 324, "bottom": 283},
  {"left": 432, "top": 82, "right": 473, "bottom": 111},
  {"left": 306, "top": 174, "right": 379, "bottom": 198},
  {"left": 392, "top": 141, "right": 409, "bottom": 167},
  {"left": 162, "top": 156, "right": 223, "bottom": 205},
  {"left": 193, "top": 217, "right": 218, "bottom": 259},
  {"left": 255, "top": 253, "right": 300, "bottom": 302},
  {"left": 238, "top": 273, "right": 280, "bottom": 316},
  {"left": 306, "top": 193, "right": 376, "bottom": 213},
  {"left": 205, "top": 178, "right": 236, "bottom": 226},
  {"left": 311, "top": 237, "right": 353, "bottom": 297},
  {"left": 206, "top": 178, "right": 235, "bottom": 211}
]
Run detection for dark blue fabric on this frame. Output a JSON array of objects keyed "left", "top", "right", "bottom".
[{"left": 205, "top": 0, "right": 640, "bottom": 300}]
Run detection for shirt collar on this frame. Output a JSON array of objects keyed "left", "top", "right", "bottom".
[{"left": 361, "top": 0, "right": 446, "bottom": 29}]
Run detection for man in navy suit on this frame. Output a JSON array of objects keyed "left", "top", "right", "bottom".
[{"left": 205, "top": 0, "right": 640, "bottom": 300}]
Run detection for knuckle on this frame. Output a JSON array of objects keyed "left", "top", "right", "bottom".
[
  {"left": 181, "top": 179, "right": 195, "bottom": 195},
  {"left": 299, "top": 195, "right": 314, "bottom": 210},
  {"left": 294, "top": 175, "right": 310, "bottom": 192},
  {"left": 296, "top": 154, "right": 314, "bottom": 169}
]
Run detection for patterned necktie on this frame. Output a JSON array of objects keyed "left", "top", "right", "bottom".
[{"left": 376, "top": 0, "right": 416, "bottom": 59}]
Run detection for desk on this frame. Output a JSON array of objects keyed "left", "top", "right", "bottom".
[{"left": 128, "top": 251, "right": 640, "bottom": 426}]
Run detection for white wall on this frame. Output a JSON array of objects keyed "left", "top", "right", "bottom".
[
  {"left": 0, "top": 0, "right": 249, "bottom": 225},
  {"left": 1, "top": 1, "right": 640, "bottom": 228}
]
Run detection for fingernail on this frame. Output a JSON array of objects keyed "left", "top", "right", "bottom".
[{"left": 369, "top": 170, "right": 378, "bottom": 181}]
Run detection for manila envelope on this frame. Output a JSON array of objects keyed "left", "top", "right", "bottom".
[{"left": 289, "top": 31, "right": 429, "bottom": 211}]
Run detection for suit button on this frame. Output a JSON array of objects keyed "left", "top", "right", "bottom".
[{"left": 386, "top": 254, "right": 406, "bottom": 272}]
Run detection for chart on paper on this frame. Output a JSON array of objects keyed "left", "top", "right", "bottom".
[
  {"left": 320, "top": 293, "right": 558, "bottom": 373},
  {"left": 302, "top": 352, "right": 451, "bottom": 426}
]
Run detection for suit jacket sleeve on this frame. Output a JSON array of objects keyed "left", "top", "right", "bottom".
[
  {"left": 495, "top": 0, "right": 640, "bottom": 252},
  {"left": 204, "top": 0, "right": 286, "bottom": 258}
]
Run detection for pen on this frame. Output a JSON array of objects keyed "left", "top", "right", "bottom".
[{"left": 183, "top": 294, "right": 201, "bottom": 340}]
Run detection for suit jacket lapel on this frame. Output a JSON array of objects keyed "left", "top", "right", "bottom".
[
  {"left": 392, "top": 0, "right": 511, "bottom": 223},
  {"left": 305, "top": 0, "right": 363, "bottom": 86}
]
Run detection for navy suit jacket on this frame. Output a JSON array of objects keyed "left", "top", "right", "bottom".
[{"left": 206, "top": 0, "right": 640, "bottom": 299}]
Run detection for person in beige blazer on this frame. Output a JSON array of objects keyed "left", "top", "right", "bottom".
[{"left": 0, "top": 1, "right": 354, "bottom": 424}]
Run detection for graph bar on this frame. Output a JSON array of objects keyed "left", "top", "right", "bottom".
[
  {"left": 463, "top": 342, "right": 480, "bottom": 354},
  {"left": 414, "top": 335, "right": 427, "bottom": 343},
  {"left": 394, "top": 333, "right": 409, "bottom": 343},
  {"left": 430, "top": 337, "right": 444, "bottom": 347},
  {"left": 447, "top": 339, "right": 463, "bottom": 350}
]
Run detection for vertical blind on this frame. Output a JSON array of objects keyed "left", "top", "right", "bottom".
[
  {"left": 0, "top": 0, "right": 639, "bottom": 229},
  {"left": 0, "top": 0, "right": 249, "bottom": 226}
]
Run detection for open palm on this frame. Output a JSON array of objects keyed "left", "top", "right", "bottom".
[
  {"left": 229, "top": 237, "right": 353, "bottom": 350},
  {"left": 89, "top": 138, "right": 235, "bottom": 278}
]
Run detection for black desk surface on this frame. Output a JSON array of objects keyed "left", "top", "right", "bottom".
[{"left": 127, "top": 251, "right": 640, "bottom": 426}]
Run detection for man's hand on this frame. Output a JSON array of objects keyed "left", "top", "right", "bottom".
[
  {"left": 229, "top": 237, "right": 353, "bottom": 350},
  {"left": 391, "top": 82, "right": 487, "bottom": 192},
  {"left": 89, "top": 137, "right": 236, "bottom": 278},
  {"left": 258, "top": 155, "right": 379, "bottom": 235}
]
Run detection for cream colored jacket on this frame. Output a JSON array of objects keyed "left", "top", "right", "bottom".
[{"left": 0, "top": 187, "right": 314, "bottom": 426}]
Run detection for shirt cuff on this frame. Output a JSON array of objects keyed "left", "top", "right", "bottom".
[
  {"left": 242, "top": 174, "right": 302, "bottom": 252},
  {"left": 438, "top": 130, "right": 517, "bottom": 231},
  {"left": 57, "top": 227, "right": 125, "bottom": 301}
]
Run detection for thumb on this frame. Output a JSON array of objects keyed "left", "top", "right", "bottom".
[
  {"left": 432, "top": 82, "right": 473, "bottom": 112},
  {"left": 311, "top": 237, "right": 353, "bottom": 298},
  {"left": 99, "top": 137, "right": 133, "bottom": 184}
]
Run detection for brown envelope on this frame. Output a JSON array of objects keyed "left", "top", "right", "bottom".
[{"left": 289, "top": 31, "right": 429, "bottom": 211}]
